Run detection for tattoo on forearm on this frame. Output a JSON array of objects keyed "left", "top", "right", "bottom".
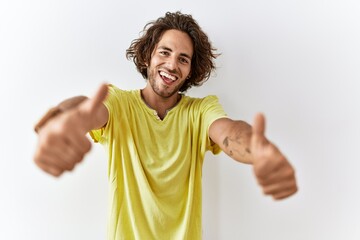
[
  {"left": 223, "top": 134, "right": 250, "bottom": 157},
  {"left": 223, "top": 137, "right": 229, "bottom": 147}
]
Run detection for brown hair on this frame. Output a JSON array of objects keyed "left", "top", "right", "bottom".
[{"left": 126, "top": 11, "right": 218, "bottom": 92}]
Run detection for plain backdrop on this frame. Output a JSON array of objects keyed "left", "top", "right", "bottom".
[{"left": 1, "top": 0, "right": 359, "bottom": 239}]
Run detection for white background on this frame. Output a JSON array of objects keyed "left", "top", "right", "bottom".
[{"left": 1, "top": 0, "right": 359, "bottom": 239}]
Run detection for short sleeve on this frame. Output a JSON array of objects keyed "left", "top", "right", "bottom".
[{"left": 200, "top": 95, "right": 228, "bottom": 154}]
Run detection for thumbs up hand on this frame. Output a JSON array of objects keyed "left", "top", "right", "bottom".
[
  {"left": 33, "top": 84, "right": 109, "bottom": 177},
  {"left": 251, "top": 113, "right": 298, "bottom": 200}
]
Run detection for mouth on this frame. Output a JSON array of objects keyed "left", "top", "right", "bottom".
[{"left": 159, "top": 70, "right": 178, "bottom": 85}]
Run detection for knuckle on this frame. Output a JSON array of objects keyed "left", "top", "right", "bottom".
[
  {"left": 70, "top": 149, "right": 84, "bottom": 164},
  {"left": 34, "top": 158, "right": 43, "bottom": 167},
  {"left": 255, "top": 170, "right": 266, "bottom": 181},
  {"left": 34, "top": 157, "right": 43, "bottom": 167},
  {"left": 34, "top": 150, "right": 47, "bottom": 165},
  {"left": 283, "top": 166, "right": 295, "bottom": 179},
  {"left": 74, "top": 154, "right": 83, "bottom": 163},
  {"left": 69, "top": 163, "right": 76, "bottom": 171},
  {"left": 253, "top": 165, "right": 263, "bottom": 177},
  {"left": 269, "top": 146, "right": 277, "bottom": 156},
  {"left": 65, "top": 157, "right": 77, "bottom": 171},
  {"left": 253, "top": 162, "right": 268, "bottom": 179},
  {"left": 52, "top": 170, "right": 63, "bottom": 177},
  {"left": 278, "top": 154, "right": 286, "bottom": 163},
  {"left": 77, "top": 154, "right": 85, "bottom": 163},
  {"left": 37, "top": 145, "right": 49, "bottom": 158},
  {"left": 256, "top": 175, "right": 267, "bottom": 185},
  {"left": 65, "top": 164, "right": 73, "bottom": 171},
  {"left": 33, "top": 151, "right": 40, "bottom": 163},
  {"left": 84, "top": 140, "right": 92, "bottom": 152},
  {"left": 287, "top": 167, "right": 295, "bottom": 177},
  {"left": 45, "top": 133, "right": 57, "bottom": 145},
  {"left": 273, "top": 195, "right": 282, "bottom": 200},
  {"left": 41, "top": 131, "right": 61, "bottom": 146},
  {"left": 55, "top": 123, "right": 68, "bottom": 134},
  {"left": 256, "top": 178, "right": 265, "bottom": 186},
  {"left": 263, "top": 188, "right": 271, "bottom": 195}
]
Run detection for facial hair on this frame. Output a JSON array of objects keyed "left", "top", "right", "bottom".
[{"left": 148, "top": 68, "right": 185, "bottom": 98}]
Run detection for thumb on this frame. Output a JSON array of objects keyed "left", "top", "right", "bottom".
[
  {"left": 251, "top": 112, "right": 267, "bottom": 149},
  {"left": 253, "top": 112, "right": 266, "bottom": 137},
  {"left": 80, "top": 83, "right": 109, "bottom": 115}
]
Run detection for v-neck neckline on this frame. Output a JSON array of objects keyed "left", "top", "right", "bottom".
[{"left": 136, "top": 89, "right": 184, "bottom": 121}]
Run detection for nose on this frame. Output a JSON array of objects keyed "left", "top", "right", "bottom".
[{"left": 166, "top": 56, "right": 178, "bottom": 71}]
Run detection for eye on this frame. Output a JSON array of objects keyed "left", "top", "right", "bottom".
[
  {"left": 159, "top": 51, "right": 169, "bottom": 56},
  {"left": 179, "top": 57, "right": 190, "bottom": 64}
]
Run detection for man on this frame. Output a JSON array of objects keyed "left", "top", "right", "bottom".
[{"left": 34, "top": 11, "right": 297, "bottom": 240}]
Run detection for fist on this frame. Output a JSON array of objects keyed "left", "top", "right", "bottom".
[
  {"left": 33, "top": 84, "right": 108, "bottom": 177},
  {"left": 251, "top": 113, "right": 298, "bottom": 200},
  {"left": 34, "top": 111, "right": 93, "bottom": 177}
]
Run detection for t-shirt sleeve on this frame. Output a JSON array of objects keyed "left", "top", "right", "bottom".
[{"left": 201, "top": 95, "right": 228, "bottom": 154}]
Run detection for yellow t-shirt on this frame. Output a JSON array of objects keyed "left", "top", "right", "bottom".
[{"left": 90, "top": 85, "right": 227, "bottom": 240}]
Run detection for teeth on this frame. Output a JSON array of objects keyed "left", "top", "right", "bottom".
[{"left": 160, "top": 71, "right": 176, "bottom": 81}]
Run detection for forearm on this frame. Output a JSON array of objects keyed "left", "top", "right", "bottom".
[
  {"left": 211, "top": 115, "right": 298, "bottom": 200},
  {"left": 210, "top": 118, "right": 254, "bottom": 164},
  {"left": 34, "top": 96, "right": 87, "bottom": 133}
]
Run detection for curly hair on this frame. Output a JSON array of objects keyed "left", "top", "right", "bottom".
[{"left": 126, "top": 11, "right": 218, "bottom": 92}]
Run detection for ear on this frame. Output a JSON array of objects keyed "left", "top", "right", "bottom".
[{"left": 186, "top": 71, "right": 192, "bottom": 79}]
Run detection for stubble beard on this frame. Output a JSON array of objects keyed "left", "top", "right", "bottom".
[{"left": 148, "top": 70, "right": 183, "bottom": 99}]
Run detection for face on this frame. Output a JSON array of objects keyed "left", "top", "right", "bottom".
[{"left": 146, "top": 29, "right": 193, "bottom": 98}]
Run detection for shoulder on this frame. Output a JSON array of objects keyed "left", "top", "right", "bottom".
[
  {"left": 183, "top": 94, "right": 220, "bottom": 104},
  {"left": 107, "top": 84, "right": 135, "bottom": 95},
  {"left": 182, "top": 94, "right": 222, "bottom": 111},
  {"left": 103, "top": 84, "right": 140, "bottom": 113},
  {"left": 106, "top": 84, "right": 139, "bottom": 101}
]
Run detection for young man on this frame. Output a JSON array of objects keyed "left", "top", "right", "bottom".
[{"left": 34, "top": 12, "right": 297, "bottom": 239}]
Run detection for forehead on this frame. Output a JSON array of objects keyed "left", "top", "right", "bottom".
[{"left": 156, "top": 29, "right": 194, "bottom": 57}]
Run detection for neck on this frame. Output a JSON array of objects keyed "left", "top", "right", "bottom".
[{"left": 140, "top": 87, "right": 181, "bottom": 119}]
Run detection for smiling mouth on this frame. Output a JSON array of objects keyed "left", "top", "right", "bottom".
[{"left": 159, "top": 71, "right": 178, "bottom": 84}]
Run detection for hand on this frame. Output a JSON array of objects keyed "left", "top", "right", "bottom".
[
  {"left": 33, "top": 84, "right": 108, "bottom": 177},
  {"left": 251, "top": 113, "right": 298, "bottom": 200}
]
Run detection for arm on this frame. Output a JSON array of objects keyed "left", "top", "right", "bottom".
[
  {"left": 34, "top": 96, "right": 88, "bottom": 133},
  {"left": 33, "top": 84, "right": 109, "bottom": 177},
  {"left": 209, "top": 114, "right": 298, "bottom": 200},
  {"left": 209, "top": 118, "right": 253, "bottom": 164}
]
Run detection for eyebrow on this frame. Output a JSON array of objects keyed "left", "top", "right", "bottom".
[{"left": 158, "top": 46, "right": 192, "bottom": 60}]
